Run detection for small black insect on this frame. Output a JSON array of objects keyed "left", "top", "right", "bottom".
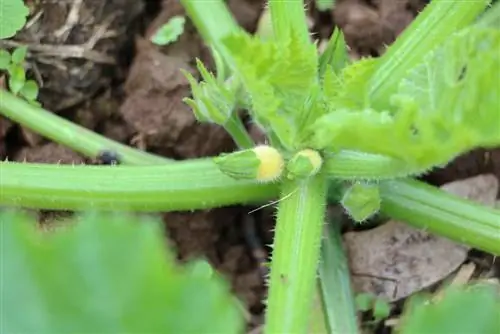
[{"left": 96, "top": 150, "right": 121, "bottom": 165}]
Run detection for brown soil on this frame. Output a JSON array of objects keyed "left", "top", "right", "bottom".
[{"left": 1, "top": 0, "right": 498, "bottom": 332}]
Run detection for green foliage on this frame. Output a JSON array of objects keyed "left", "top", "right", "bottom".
[
  {"left": 150, "top": 15, "right": 186, "bottom": 46},
  {"left": 311, "top": 26, "right": 500, "bottom": 175},
  {"left": 0, "top": 0, "right": 29, "bottom": 39},
  {"left": 182, "top": 59, "right": 238, "bottom": 125},
  {"left": 0, "top": 211, "right": 244, "bottom": 333},
  {"left": 221, "top": 29, "right": 319, "bottom": 149},
  {"left": 355, "top": 293, "right": 391, "bottom": 323},
  {"left": 340, "top": 182, "right": 381, "bottom": 222},
  {"left": 315, "top": 0, "right": 335, "bottom": 11},
  {"left": 0, "top": 46, "right": 40, "bottom": 104},
  {"left": 399, "top": 282, "right": 500, "bottom": 334}
]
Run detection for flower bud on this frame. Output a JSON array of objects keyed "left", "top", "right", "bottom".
[
  {"left": 286, "top": 149, "right": 323, "bottom": 180},
  {"left": 214, "top": 145, "right": 284, "bottom": 182}
]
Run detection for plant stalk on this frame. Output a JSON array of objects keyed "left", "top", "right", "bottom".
[
  {"left": 318, "top": 219, "right": 359, "bottom": 334},
  {"left": 180, "top": 0, "right": 242, "bottom": 74},
  {"left": 2, "top": 157, "right": 499, "bottom": 256},
  {"left": 225, "top": 113, "right": 255, "bottom": 149},
  {"left": 369, "top": 0, "right": 490, "bottom": 109},
  {"left": 323, "top": 150, "right": 426, "bottom": 180},
  {"left": 265, "top": 175, "right": 328, "bottom": 333},
  {"left": 379, "top": 178, "right": 500, "bottom": 255},
  {"left": 0, "top": 90, "right": 169, "bottom": 165},
  {"left": 0, "top": 159, "right": 278, "bottom": 212},
  {"left": 268, "top": 0, "right": 310, "bottom": 45}
]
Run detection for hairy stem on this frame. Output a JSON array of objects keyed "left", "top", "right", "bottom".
[
  {"left": 369, "top": 0, "right": 490, "bottom": 109},
  {"left": 323, "top": 150, "right": 425, "bottom": 180},
  {"left": 268, "top": 0, "right": 310, "bottom": 45},
  {"left": 180, "top": 0, "right": 242, "bottom": 74},
  {"left": 0, "top": 159, "right": 278, "bottom": 211},
  {"left": 265, "top": 175, "right": 328, "bottom": 333},
  {"left": 318, "top": 219, "right": 359, "bottom": 334},
  {"left": 379, "top": 179, "right": 500, "bottom": 255},
  {"left": 0, "top": 90, "right": 169, "bottom": 165}
]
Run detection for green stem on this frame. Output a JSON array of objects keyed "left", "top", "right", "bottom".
[
  {"left": 0, "top": 159, "right": 278, "bottom": 211},
  {"left": 369, "top": 0, "right": 490, "bottom": 109},
  {"left": 318, "top": 221, "right": 359, "bottom": 334},
  {"left": 225, "top": 113, "right": 254, "bottom": 149},
  {"left": 379, "top": 179, "right": 500, "bottom": 255},
  {"left": 180, "top": 0, "right": 242, "bottom": 74},
  {"left": 265, "top": 175, "right": 328, "bottom": 333},
  {"left": 0, "top": 90, "right": 169, "bottom": 165},
  {"left": 268, "top": 0, "right": 310, "bottom": 45},
  {"left": 323, "top": 150, "right": 425, "bottom": 180}
]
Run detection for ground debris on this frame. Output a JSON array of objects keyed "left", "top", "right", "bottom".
[{"left": 345, "top": 174, "right": 499, "bottom": 302}]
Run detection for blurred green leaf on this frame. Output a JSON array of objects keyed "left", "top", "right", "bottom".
[
  {"left": 316, "top": 0, "right": 335, "bottom": 12},
  {"left": 11, "top": 46, "right": 27, "bottom": 64},
  {"left": 150, "top": 16, "right": 186, "bottom": 46},
  {"left": 0, "top": 211, "right": 244, "bottom": 334},
  {"left": 373, "top": 298, "right": 391, "bottom": 321},
  {"left": 0, "top": 49, "right": 11, "bottom": 69},
  {"left": 0, "top": 0, "right": 29, "bottom": 39},
  {"left": 8, "top": 63, "right": 25, "bottom": 94},
  {"left": 355, "top": 293, "right": 374, "bottom": 312},
  {"left": 19, "top": 79, "right": 39, "bottom": 101},
  {"left": 399, "top": 283, "right": 500, "bottom": 334}
]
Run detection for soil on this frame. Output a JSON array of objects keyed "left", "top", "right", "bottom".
[{"left": 1, "top": 0, "right": 499, "bottom": 332}]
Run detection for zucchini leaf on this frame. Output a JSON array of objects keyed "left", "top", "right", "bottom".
[
  {"left": 311, "top": 27, "right": 500, "bottom": 173},
  {"left": 221, "top": 29, "right": 319, "bottom": 148},
  {"left": 0, "top": 211, "right": 244, "bottom": 333}
]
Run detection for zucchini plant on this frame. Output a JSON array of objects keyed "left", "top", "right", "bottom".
[{"left": 1, "top": 0, "right": 499, "bottom": 333}]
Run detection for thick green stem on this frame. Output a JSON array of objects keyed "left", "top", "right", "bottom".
[
  {"left": 369, "top": 0, "right": 490, "bottom": 109},
  {"left": 0, "top": 159, "right": 278, "bottom": 212},
  {"left": 225, "top": 114, "right": 255, "bottom": 149},
  {"left": 0, "top": 90, "right": 169, "bottom": 165},
  {"left": 265, "top": 175, "right": 328, "bottom": 333},
  {"left": 180, "top": 0, "right": 242, "bottom": 74},
  {"left": 268, "top": 0, "right": 310, "bottom": 45},
  {"left": 323, "top": 150, "right": 425, "bottom": 180},
  {"left": 318, "top": 220, "right": 359, "bottom": 334},
  {"left": 2, "top": 156, "right": 499, "bottom": 255},
  {"left": 379, "top": 179, "right": 500, "bottom": 255}
]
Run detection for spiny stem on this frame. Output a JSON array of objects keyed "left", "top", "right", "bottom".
[
  {"left": 0, "top": 159, "right": 278, "bottom": 212},
  {"left": 265, "top": 175, "right": 328, "bottom": 333},
  {"left": 319, "top": 220, "right": 359, "bottom": 334},
  {"left": 369, "top": 0, "right": 490, "bottom": 109},
  {"left": 379, "top": 178, "right": 500, "bottom": 255},
  {"left": 0, "top": 90, "right": 169, "bottom": 165},
  {"left": 323, "top": 150, "right": 426, "bottom": 180}
]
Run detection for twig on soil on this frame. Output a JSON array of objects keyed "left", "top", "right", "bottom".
[
  {"left": 0, "top": 13, "right": 119, "bottom": 64},
  {"left": 25, "top": 9, "right": 44, "bottom": 30},
  {"left": 54, "top": 0, "right": 84, "bottom": 41}
]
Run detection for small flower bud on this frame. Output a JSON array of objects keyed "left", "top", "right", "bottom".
[
  {"left": 214, "top": 145, "right": 284, "bottom": 183},
  {"left": 181, "top": 59, "right": 236, "bottom": 125},
  {"left": 286, "top": 149, "right": 323, "bottom": 180}
]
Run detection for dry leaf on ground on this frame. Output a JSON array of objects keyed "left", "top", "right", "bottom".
[{"left": 344, "top": 174, "right": 499, "bottom": 301}]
